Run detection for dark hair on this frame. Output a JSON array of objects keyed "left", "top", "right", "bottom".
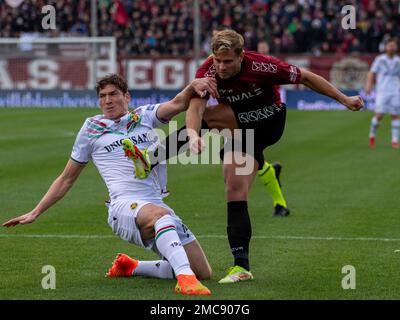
[{"left": 95, "top": 74, "right": 128, "bottom": 96}]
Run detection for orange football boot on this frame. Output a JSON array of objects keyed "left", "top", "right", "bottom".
[
  {"left": 106, "top": 253, "right": 138, "bottom": 278},
  {"left": 174, "top": 274, "right": 211, "bottom": 295}
]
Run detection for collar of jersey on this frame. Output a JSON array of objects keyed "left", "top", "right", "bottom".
[{"left": 86, "top": 112, "right": 141, "bottom": 139}]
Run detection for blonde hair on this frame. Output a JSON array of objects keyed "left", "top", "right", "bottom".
[{"left": 211, "top": 29, "right": 244, "bottom": 56}]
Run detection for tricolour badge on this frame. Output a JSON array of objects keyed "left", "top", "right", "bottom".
[
  {"left": 130, "top": 111, "right": 140, "bottom": 123},
  {"left": 130, "top": 202, "right": 138, "bottom": 210}
]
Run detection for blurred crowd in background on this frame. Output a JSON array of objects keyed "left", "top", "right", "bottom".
[{"left": 0, "top": 0, "right": 399, "bottom": 57}]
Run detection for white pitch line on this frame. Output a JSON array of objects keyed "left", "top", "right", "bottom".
[
  {"left": 198, "top": 235, "right": 400, "bottom": 242},
  {"left": 0, "top": 234, "right": 115, "bottom": 239},
  {"left": 0, "top": 130, "right": 75, "bottom": 141},
  {"left": 1, "top": 234, "right": 400, "bottom": 242}
]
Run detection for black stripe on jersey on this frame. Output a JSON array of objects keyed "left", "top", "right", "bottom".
[
  {"left": 154, "top": 104, "right": 169, "bottom": 124},
  {"left": 70, "top": 157, "right": 88, "bottom": 165}
]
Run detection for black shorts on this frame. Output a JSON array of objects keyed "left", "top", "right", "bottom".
[{"left": 221, "top": 104, "right": 287, "bottom": 170}]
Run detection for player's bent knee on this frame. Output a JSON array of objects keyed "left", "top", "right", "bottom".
[
  {"left": 203, "top": 103, "right": 238, "bottom": 130},
  {"left": 136, "top": 205, "right": 171, "bottom": 240},
  {"left": 225, "top": 183, "right": 248, "bottom": 200}
]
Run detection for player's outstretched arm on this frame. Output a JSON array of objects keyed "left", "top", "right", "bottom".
[
  {"left": 157, "top": 77, "right": 218, "bottom": 121},
  {"left": 2, "top": 159, "right": 85, "bottom": 228},
  {"left": 300, "top": 68, "right": 364, "bottom": 111},
  {"left": 186, "top": 97, "right": 208, "bottom": 154}
]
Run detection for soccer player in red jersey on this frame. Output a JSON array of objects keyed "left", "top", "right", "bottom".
[
  {"left": 186, "top": 29, "right": 364, "bottom": 283},
  {"left": 156, "top": 25, "right": 291, "bottom": 218}
]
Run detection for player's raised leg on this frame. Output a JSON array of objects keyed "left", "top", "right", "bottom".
[
  {"left": 257, "top": 161, "right": 290, "bottom": 217},
  {"left": 122, "top": 139, "right": 151, "bottom": 179}
]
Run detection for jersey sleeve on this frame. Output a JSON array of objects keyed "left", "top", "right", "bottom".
[
  {"left": 135, "top": 103, "right": 165, "bottom": 128},
  {"left": 262, "top": 55, "right": 302, "bottom": 85},
  {"left": 70, "top": 119, "right": 93, "bottom": 164},
  {"left": 195, "top": 56, "right": 215, "bottom": 79},
  {"left": 370, "top": 56, "right": 381, "bottom": 73},
  {"left": 249, "top": 54, "right": 301, "bottom": 85}
]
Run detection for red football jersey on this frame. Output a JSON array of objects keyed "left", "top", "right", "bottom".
[{"left": 195, "top": 51, "right": 301, "bottom": 107}]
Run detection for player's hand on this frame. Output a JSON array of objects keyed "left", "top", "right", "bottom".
[
  {"left": 189, "top": 136, "right": 206, "bottom": 154},
  {"left": 2, "top": 212, "right": 38, "bottom": 227},
  {"left": 343, "top": 95, "right": 364, "bottom": 111},
  {"left": 191, "top": 77, "right": 219, "bottom": 99}
]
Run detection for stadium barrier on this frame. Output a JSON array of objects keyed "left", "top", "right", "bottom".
[
  {"left": 0, "top": 89, "right": 375, "bottom": 110},
  {"left": 0, "top": 40, "right": 377, "bottom": 109},
  {"left": 0, "top": 52, "right": 375, "bottom": 91}
]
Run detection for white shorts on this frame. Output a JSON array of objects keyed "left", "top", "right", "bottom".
[
  {"left": 375, "top": 94, "right": 400, "bottom": 115},
  {"left": 107, "top": 198, "right": 196, "bottom": 256}
]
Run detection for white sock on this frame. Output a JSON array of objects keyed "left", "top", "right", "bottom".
[
  {"left": 133, "top": 260, "right": 174, "bottom": 279},
  {"left": 391, "top": 119, "right": 400, "bottom": 143},
  {"left": 369, "top": 116, "right": 380, "bottom": 138},
  {"left": 154, "top": 215, "right": 194, "bottom": 276}
]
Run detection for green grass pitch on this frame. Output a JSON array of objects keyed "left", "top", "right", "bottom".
[{"left": 0, "top": 107, "right": 399, "bottom": 300}]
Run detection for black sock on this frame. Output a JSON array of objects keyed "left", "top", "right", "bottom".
[
  {"left": 150, "top": 121, "right": 209, "bottom": 168},
  {"left": 227, "top": 201, "right": 251, "bottom": 271},
  {"left": 165, "top": 125, "right": 188, "bottom": 161},
  {"left": 149, "top": 125, "right": 188, "bottom": 168}
]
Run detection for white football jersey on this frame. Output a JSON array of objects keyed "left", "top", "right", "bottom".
[
  {"left": 370, "top": 54, "right": 400, "bottom": 94},
  {"left": 71, "top": 103, "right": 167, "bottom": 201}
]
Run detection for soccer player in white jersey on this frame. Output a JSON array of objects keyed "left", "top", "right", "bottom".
[
  {"left": 2, "top": 74, "right": 218, "bottom": 296},
  {"left": 365, "top": 38, "right": 400, "bottom": 149}
]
